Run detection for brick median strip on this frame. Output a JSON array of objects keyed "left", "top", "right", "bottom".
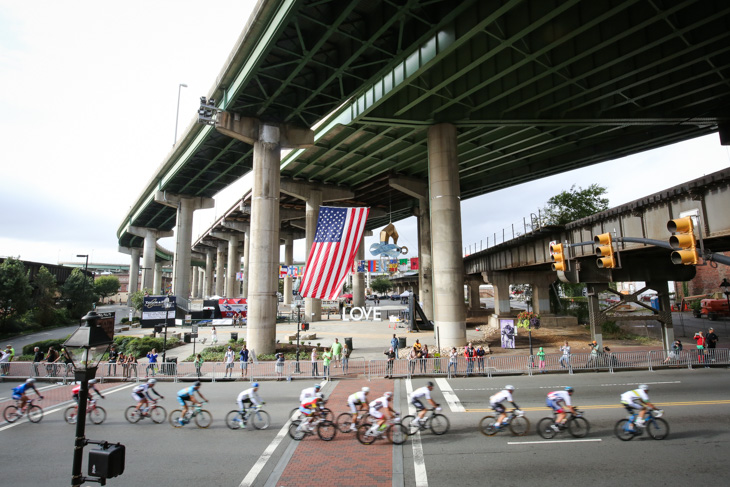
[{"left": 276, "top": 379, "right": 395, "bottom": 487}]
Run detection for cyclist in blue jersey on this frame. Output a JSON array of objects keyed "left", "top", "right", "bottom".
[
  {"left": 177, "top": 381, "right": 208, "bottom": 424},
  {"left": 12, "top": 378, "right": 43, "bottom": 411}
]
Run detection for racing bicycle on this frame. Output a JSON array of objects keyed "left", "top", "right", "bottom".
[
  {"left": 402, "top": 408, "right": 450, "bottom": 436},
  {"left": 480, "top": 408, "right": 529, "bottom": 436},
  {"left": 614, "top": 409, "right": 669, "bottom": 441},
  {"left": 336, "top": 409, "right": 372, "bottom": 433},
  {"left": 225, "top": 404, "right": 271, "bottom": 430},
  {"left": 170, "top": 403, "right": 213, "bottom": 428},
  {"left": 356, "top": 414, "right": 408, "bottom": 445},
  {"left": 537, "top": 409, "right": 590, "bottom": 439},
  {"left": 64, "top": 398, "right": 107, "bottom": 425},
  {"left": 288, "top": 417, "right": 337, "bottom": 441},
  {"left": 125, "top": 399, "right": 167, "bottom": 424},
  {"left": 3, "top": 398, "right": 43, "bottom": 423}
]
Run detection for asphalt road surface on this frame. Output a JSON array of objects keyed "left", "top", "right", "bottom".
[{"left": 2, "top": 368, "right": 728, "bottom": 486}]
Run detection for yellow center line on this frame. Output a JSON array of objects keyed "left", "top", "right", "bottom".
[{"left": 465, "top": 399, "right": 730, "bottom": 412}]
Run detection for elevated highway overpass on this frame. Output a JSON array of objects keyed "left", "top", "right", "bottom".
[{"left": 116, "top": 0, "right": 730, "bottom": 353}]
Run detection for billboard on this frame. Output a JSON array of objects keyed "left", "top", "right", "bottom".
[
  {"left": 141, "top": 295, "right": 176, "bottom": 328},
  {"left": 218, "top": 298, "right": 247, "bottom": 318}
]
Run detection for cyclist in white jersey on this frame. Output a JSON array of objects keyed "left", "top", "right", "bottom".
[
  {"left": 546, "top": 386, "right": 575, "bottom": 431},
  {"left": 235, "top": 383, "right": 263, "bottom": 428},
  {"left": 131, "top": 378, "right": 164, "bottom": 414},
  {"left": 410, "top": 381, "right": 438, "bottom": 425},
  {"left": 365, "top": 391, "right": 397, "bottom": 437},
  {"left": 346, "top": 387, "right": 370, "bottom": 431},
  {"left": 299, "top": 383, "right": 321, "bottom": 403},
  {"left": 489, "top": 385, "right": 519, "bottom": 427},
  {"left": 620, "top": 384, "right": 655, "bottom": 426}
]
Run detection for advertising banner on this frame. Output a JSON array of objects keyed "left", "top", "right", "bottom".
[
  {"left": 218, "top": 298, "right": 247, "bottom": 318},
  {"left": 141, "top": 295, "right": 176, "bottom": 328},
  {"left": 410, "top": 257, "right": 419, "bottom": 270}
]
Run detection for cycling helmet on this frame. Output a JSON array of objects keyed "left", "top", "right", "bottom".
[
  {"left": 147, "top": 378, "right": 157, "bottom": 385},
  {"left": 426, "top": 381, "right": 434, "bottom": 388},
  {"left": 89, "top": 379, "right": 98, "bottom": 384},
  {"left": 253, "top": 382, "right": 260, "bottom": 388},
  {"left": 194, "top": 381, "right": 202, "bottom": 387},
  {"left": 26, "top": 378, "right": 36, "bottom": 384},
  {"left": 316, "top": 392, "right": 324, "bottom": 399},
  {"left": 361, "top": 387, "right": 370, "bottom": 393},
  {"left": 565, "top": 386, "right": 574, "bottom": 393},
  {"left": 639, "top": 384, "right": 649, "bottom": 391},
  {"left": 505, "top": 385, "right": 515, "bottom": 391},
  {"left": 314, "top": 384, "right": 321, "bottom": 390},
  {"left": 384, "top": 391, "right": 393, "bottom": 398}
]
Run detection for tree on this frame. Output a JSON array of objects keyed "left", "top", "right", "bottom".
[
  {"left": 371, "top": 277, "right": 393, "bottom": 295},
  {"left": 542, "top": 184, "right": 609, "bottom": 225},
  {"left": 94, "top": 275, "right": 121, "bottom": 303},
  {"left": 33, "top": 266, "right": 58, "bottom": 327},
  {"left": 62, "top": 268, "right": 99, "bottom": 318},
  {"left": 0, "top": 258, "right": 32, "bottom": 328},
  {"left": 130, "top": 288, "right": 154, "bottom": 313}
]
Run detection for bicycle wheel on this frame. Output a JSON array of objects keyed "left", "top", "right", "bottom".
[
  {"left": 317, "top": 420, "right": 337, "bottom": 441},
  {"left": 614, "top": 419, "right": 635, "bottom": 441},
  {"left": 226, "top": 410, "right": 244, "bottom": 430},
  {"left": 479, "top": 416, "right": 499, "bottom": 436},
  {"left": 3, "top": 405, "right": 21, "bottom": 423},
  {"left": 194, "top": 409, "right": 213, "bottom": 428},
  {"left": 27, "top": 405, "right": 43, "bottom": 423},
  {"left": 88, "top": 407, "right": 106, "bottom": 425},
  {"left": 288, "top": 420, "right": 306, "bottom": 440},
  {"left": 336, "top": 412, "right": 355, "bottom": 433},
  {"left": 251, "top": 410, "right": 271, "bottom": 430},
  {"left": 289, "top": 407, "right": 300, "bottom": 419},
  {"left": 568, "top": 417, "right": 590, "bottom": 438},
  {"left": 401, "top": 415, "right": 420, "bottom": 435},
  {"left": 429, "top": 414, "right": 450, "bottom": 435},
  {"left": 150, "top": 406, "right": 167, "bottom": 424},
  {"left": 169, "top": 409, "right": 184, "bottom": 428},
  {"left": 320, "top": 407, "right": 334, "bottom": 422},
  {"left": 537, "top": 417, "right": 557, "bottom": 439},
  {"left": 125, "top": 406, "right": 142, "bottom": 424},
  {"left": 388, "top": 423, "right": 409, "bottom": 445},
  {"left": 64, "top": 406, "right": 78, "bottom": 424},
  {"left": 356, "top": 424, "right": 377, "bottom": 445},
  {"left": 646, "top": 418, "right": 669, "bottom": 440},
  {"left": 508, "top": 416, "right": 529, "bottom": 436}
]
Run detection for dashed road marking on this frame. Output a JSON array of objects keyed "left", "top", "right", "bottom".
[
  {"left": 508, "top": 438, "right": 603, "bottom": 445},
  {"left": 405, "top": 379, "right": 428, "bottom": 487},
  {"left": 435, "top": 378, "right": 464, "bottom": 412}
]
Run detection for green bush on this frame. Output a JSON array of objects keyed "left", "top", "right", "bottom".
[
  {"left": 110, "top": 335, "right": 180, "bottom": 358},
  {"left": 120, "top": 317, "right": 129, "bottom": 323},
  {"left": 22, "top": 336, "right": 71, "bottom": 355}
]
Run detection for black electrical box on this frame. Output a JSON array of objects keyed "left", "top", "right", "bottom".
[{"left": 88, "top": 444, "right": 125, "bottom": 479}]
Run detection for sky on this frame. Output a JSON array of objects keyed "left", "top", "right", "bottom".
[{"left": 1, "top": 1, "right": 729, "bottom": 269}]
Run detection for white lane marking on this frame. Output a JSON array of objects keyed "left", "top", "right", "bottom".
[
  {"left": 435, "top": 378, "right": 464, "bottom": 413},
  {"left": 405, "top": 379, "right": 428, "bottom": 487},
  {"left": 453, "top": 381, "right": 681, "bottom": 391},
  {"left": 239, "top": 418, "right": 293, "bottom": 487},
  {"left": 508, "top": 439, "right": 602, "bottom": 445}
]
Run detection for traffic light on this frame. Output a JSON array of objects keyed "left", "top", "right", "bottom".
[
  {"left": 300, "top": 322, "right": 310, "bottom": 331},
  {"left": 550, "top": 242, "right": 568, "bottom": 272},
  {"left": 668, "top": 216, "right": 698, "bottom": 265},
  {"left": 594, "top": 233, "right": 616, "bottom": 268}
]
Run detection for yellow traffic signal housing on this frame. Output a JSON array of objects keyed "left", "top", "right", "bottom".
[
  {"left": 594, "top": 233, "right": 616, "bottom": 268},
  {"left": 550, "top": 242, "right": 567, "bottom": 272},
  {"left": 668, "top": 216, "right": 699, "bottom": 265}
]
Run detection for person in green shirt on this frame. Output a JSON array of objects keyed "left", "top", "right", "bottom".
[
  {"left": 194, "top": 354, "right": 204, "bottom": 378},
  {"left": 322, "top": 347, "right": 332, "bottom": 379},
  {"left": 537, "top": 347, "right": 546, "bottom": 373},
  {"left": 331, "top": 338, "right": 343, "bottom": 368}
]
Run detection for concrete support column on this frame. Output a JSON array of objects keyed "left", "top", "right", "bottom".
[
  {"left": 305, "top": 189, "right": 323, "bottom": 321},
  {"left": 215, "top": 242, "right": 226, "bottom": 297},
  {"left": 191, "top": 266, "right": 199, "bottom": 298},
  {"left": 530, "top": 274, "right": 555, "bottom": 315},
  {"left": 353, "top": 235, "right": 366, "bottom": 307},
  {"left": 428, "top": 123, "right": 465, "bottom": 349},
  {"left": 242, "top": 229, "right": 250, "bottom": 299},
  {"left": 205, "top": 249, "right": 214, "bottom": 297},
  {"left": 467, "top": 276, "right": 483, "bottom": 312},
  {"left": 154, "top": 192, "right": 214, "bottom": 300},
  {"left": 490, "top": 274, "right": 511, "bottom": 315},
  {"left": 128, "top": 227, "right": 173, "bottom": 291},
  {"left": 198, "top": 267, "right": 205, "bottom": 297},
  {"left": 587, "top": 283, "right": 609, "bottom": 347},
  {"left": 648, "top": 280, "right": 674, "bottom": 350},
  {"left": 283, "top": 234, "right": 294, "bottom": 305},
  {"left": 153, "top": 262, "right": 163, "bottom": 294},
  {"left": 122, "top": 247, "right": 141, "bottom": 305}
]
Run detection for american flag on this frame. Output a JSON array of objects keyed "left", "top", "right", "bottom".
[{"left": 299, "top": 206, "right": 369, "bottom": 300}]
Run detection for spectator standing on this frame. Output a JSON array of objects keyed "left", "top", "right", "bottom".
[
  {"left": 559, "top": 341, "right": 571, "bottom": 368},
  {"left": 587, "top": 340, "right": 600, "bottom": 367},
  {"left": 118, "top": 353, "right": 127, "bottom": 378},
  {"left": 390, "top": 334, "right": 399, "bottom": 358},
  {"left": 342, "top": 343, "right": 350, "bottom": 374},
  {"left": 311, "top": 347, "right": 319, "bottom": 377},
  {"left": 384, "top": 347, "right": 395, "bottom": 378},
  {"left": 693, "top": 331, "right": 707, "bottom": 367},
  {"left": 331, "top": 338, "right": 343, "bottom": 368},
  {"left": 107, "top": 345, "right": 119, "bottom": 376},
  {"left": 146, "top": 348, "right": 158, "bottom": 377},
  {"left": 537, "top": 347, "right": 546, "bottom": 373},
  {"left": 322, "top": 347, "right": 332, "bottom": 379},
  {"left": 420, "top": 345, "right": 429, "bottom": 373},
  {"left": 224, "top": 346, "right": 235, "bottom": 378},
  {"left": 464, "top": 342, "right": 476, "bottom": 376},
  {"left": 32, "top": 347, "right": 44, "bottom": 377},
  {"left": 706, "top": 327, "right": 719, "bottom": 362},
  {"left": 448, "top": 347, "right": 458, "bottom": 376},
  {"left": 61, "top": 347, "right": 74, "bottom": 376},
  {"left": 240, "top": 345, "right": 250, "bottom": 378},
  {"left": 6, "top": 344, "right": 15, "bottom": 362},
  {"left": 275, "top": 352, "right": 286, "bottom": 381},
  {"left": 194, "top": 353, "right": 204, "bottom": 378},
  {"left": 126, "top": 354, "right": 138, "bottom": 379},
  {"left": 211, "top": 326, "right": 218, "bottom": 345},
  {"left": 0, "top": 348, "right": 10, "bottom": 376},
  {"left": 663, "top": 340, "right": 682, "bottom": 364},
  {"left": 476, "top": 345, "right": 486, "bottom": 375},
  {"left": 408, "top": 346, "right": 418, "bottom": 375},
  {"left": 45, "top": 346, "right": 59, "bottom": 377}
]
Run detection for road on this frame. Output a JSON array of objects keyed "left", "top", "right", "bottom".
[{"left": 1, "top": 368, "right": 728, "bottom": 486}]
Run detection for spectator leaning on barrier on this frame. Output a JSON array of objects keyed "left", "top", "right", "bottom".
[
  {"left": 464, "top": 342, "right": 476, "bottom": 376},
  {"left": 0, "top": 348, "right": 10, "bottom": 376},
  {"left": 384, "top": 347, "right": 396, "bottom": 378},
  {"left": 32, "top": 346, "right": 44, "bottom": 376},
  {"left": 476, "top": 345, "right": 486, "bottom": 374},
  {"left": 448, "top": 347, "right": 458, "bottom": 376},
  {"left": 559, "top": 341, "right": 571, "bottom": 368},
  {"left": 224, "top": 346, "right": 235, "bottom": 378}
]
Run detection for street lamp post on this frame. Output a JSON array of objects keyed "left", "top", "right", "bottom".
[
  {"left": 173, "top": 83, "right": 188, "bottom": 146},
  {"left": 63, "top": 310, "right": 116, "bottom": 486},
  {"left": 720, "top": 278, "right": 730, "bottom": 317}
]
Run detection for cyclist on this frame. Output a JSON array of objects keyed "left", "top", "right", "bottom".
[
  {"left": 177, "top": 381, "right": 208, "bottom": 425},
  {"left": 11, "top": 378, "right": 43, "bottom": 411},
  {"left": 546, "top": 386, "right": 576, "bottom": 431},
  {"left": 298, "top": 392, "right": 327, "bottom": 431},
  {"left": 346, "top": 386, "right": 370, "bottom": 431},
  {"left": 299, "top": 383, "right": 321, "bottom": 403},
  {"left": 620, "top": 384, "right": 656, "bottom": 427},
  {"left": 489, "top": 385, "right": 520, "bottom": 428},
  {"left": 235, "top": 383, "right": 264, "bottom": 428},
  {"left": 364, "top": 391, "right": 397, "bottom": 438},
  {"left": 69, "top": 379, "right": 105, "bottom": 418},
  {"left": 131, "top": 378, "right": 165, "bottom": 415},
  {"left": 410, "top": 381, "right": 439, "bottom": 426}
]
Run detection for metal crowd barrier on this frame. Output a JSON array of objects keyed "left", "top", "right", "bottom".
[
  {"left": 409, "top": 358, "right": 449, "bottom": 378},
  {"left": 368, "top": 358, "right": 411, "bottom": 379}
]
